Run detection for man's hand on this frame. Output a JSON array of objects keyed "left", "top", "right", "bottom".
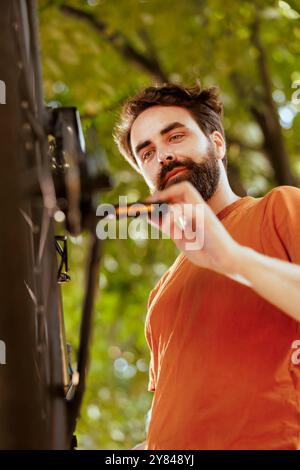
[{"left": 146, "top": 181, "right": 241, "bottom": 277}]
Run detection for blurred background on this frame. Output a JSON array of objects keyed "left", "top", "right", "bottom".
[{"left": 37, "top": 0, "right": 300, "bottom": 449}]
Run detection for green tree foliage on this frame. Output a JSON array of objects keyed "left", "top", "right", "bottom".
[{"left": 38, "top": 0, "right": 300, "bottom": 449}]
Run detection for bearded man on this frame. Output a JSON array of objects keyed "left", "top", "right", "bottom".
[{"left": 113, "top": 83, "right": 300, "bottom": 450}]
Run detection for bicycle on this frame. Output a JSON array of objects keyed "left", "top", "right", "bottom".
[{"left": 0, "top": 0, "right": 111, "bottom": 449}]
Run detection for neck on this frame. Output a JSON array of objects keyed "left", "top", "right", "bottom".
[{"left": 207, "top": 174, "right": 241, "bottom": 215}]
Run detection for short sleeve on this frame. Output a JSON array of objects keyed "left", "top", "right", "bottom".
[{"left": 262, "top": 186, "right": 300, "bottom": 264}]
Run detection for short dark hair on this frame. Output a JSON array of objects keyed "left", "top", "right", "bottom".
[{"left": 113, "top": 82, "right": 227, "bottom": 172}]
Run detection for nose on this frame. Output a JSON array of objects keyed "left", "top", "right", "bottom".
[{"left": 157, "top": 151, "right": 175, "bottom": 165}]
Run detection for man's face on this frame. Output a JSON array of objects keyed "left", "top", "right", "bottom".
[{"left": 130, "top": 105, "right": 224, "bottom": 201}]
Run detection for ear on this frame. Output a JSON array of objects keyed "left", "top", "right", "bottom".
[{"left": 210, "top": 131, "right": 226, "bottom": 162}]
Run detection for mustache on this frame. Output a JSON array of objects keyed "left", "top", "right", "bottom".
[
  {"left": 159, "top": 161, "right": 187, "bottom": 182},
  {"left": 158, "top": 158, "right": 194, "bottom": 187}
]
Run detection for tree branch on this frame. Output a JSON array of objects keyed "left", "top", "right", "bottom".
[
  {"left": 59, "top": 4, "right": 168, "bottom": 82},
  {"left": 248, "top": 13, "right": 297, "bottom": 186}
]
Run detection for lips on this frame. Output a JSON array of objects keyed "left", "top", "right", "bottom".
[{"left": 165, "top": 167, "right": 187, "bottom": 184}]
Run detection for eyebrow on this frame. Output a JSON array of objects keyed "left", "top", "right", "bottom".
[{"left": 134, "top": 121, "right": 186, "bottom": 155}]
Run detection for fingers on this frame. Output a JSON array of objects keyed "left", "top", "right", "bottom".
[
  {"left": 146, "top": 181, "right": 203, "bottom": 205},
  {"left": 147, "top": 205, "right": 185, "bottom": 240}
]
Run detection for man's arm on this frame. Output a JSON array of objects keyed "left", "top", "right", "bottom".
[
  {"left": 228, "top": 245, "right": 300, "bottom": 322},
  {"left": 146, "top": 182, "right": 300, "bottom": 323}
]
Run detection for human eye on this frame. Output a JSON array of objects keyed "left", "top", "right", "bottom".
[
  {"left": 142, "top": 149, "right": 155, "bottom": 161},
  {"left": 169, "top": 133, "right": 184, "bottom": 142}
]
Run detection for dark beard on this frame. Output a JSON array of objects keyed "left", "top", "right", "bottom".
[{"left": 157, "top": 144, "right": 220, "bottom": 201}]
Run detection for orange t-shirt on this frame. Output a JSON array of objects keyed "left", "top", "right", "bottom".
[{"left": 145, "top": 186, "right": 300, "bottom": 450}]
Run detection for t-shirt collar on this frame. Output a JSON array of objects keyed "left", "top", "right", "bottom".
[{"left": 216, "top": 196, "right": 254, "bottom": 221}]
